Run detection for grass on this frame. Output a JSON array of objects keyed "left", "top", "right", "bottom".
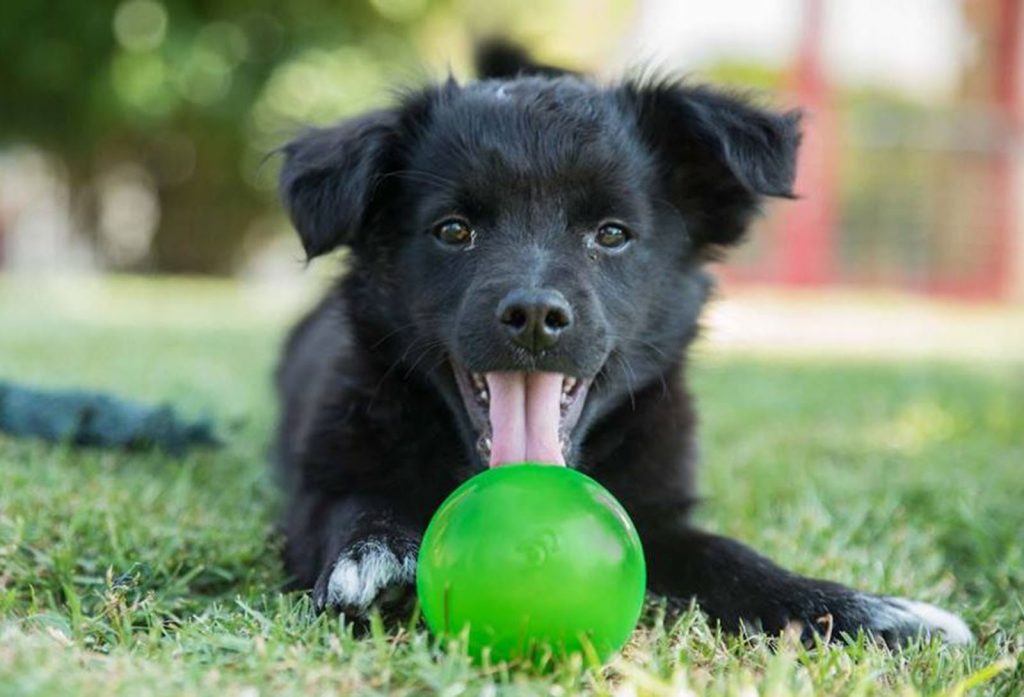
[{"left": 0, "top": 275, "right": 1021, "bottom": 696}]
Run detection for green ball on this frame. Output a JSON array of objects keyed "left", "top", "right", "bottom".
[{"left": 417, "top": 463, "right": 646, "bottom": 662}]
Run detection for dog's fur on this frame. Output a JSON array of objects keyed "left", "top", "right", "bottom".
[{"left": 273, "top": 43, "right": 971, "bottom": 646}]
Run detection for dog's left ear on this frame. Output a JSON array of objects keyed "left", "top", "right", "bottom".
[
  {"left": 279, "top": 109, "right": 400, "bottom": 259},
  {"left": 623, "top": 82, "right": 802, "bottom": 250}
]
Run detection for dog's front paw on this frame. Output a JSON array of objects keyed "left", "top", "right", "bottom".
[
  {"left": 313, "top": 537, "right": 418, "bottom": 617},
  {"left": 862, "top": 595, "right": 973, "bottom": 647}
]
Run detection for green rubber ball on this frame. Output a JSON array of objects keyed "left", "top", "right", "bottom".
[{"left": 416, "top": 463, "right": 646, "bottom": 662}]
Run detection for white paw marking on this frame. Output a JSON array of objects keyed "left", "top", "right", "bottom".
[
  {"left": 871, "top": 596, "right": 974, "bottom": 645},
  {"left": 326, "top": 540, "right": 416, "bottom": 613}
]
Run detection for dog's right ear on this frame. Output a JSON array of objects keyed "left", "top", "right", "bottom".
[{"left": 279, "top": 109, "right": 399, "bottom": 259}]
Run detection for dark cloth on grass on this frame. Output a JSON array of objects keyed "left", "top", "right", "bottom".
[{"left": 0, "top": 381, "right": 219, "bottom": 455}]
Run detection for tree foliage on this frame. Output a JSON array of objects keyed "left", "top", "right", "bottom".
[{"left": 0, "top": 0, "right": 440, "bottom": 272}]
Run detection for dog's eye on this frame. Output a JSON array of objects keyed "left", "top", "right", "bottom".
[
  {"left": 595, "top": 223, "right": 630, "bottom": 250},
  {"left": 433, "top": 219, "right": 474, "bottom": 247}
]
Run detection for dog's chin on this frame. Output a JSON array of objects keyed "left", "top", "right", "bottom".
[{"left": 451, "top": 361, "right": 591, "bottom": 467}]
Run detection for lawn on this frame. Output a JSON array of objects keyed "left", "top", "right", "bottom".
[{"left": 0, "top": 276, "right": 1021, "bottom": 696}]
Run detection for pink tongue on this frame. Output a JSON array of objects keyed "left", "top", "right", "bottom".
[{"left": 486, "top": 372, "right": 565, "bottom": 467}]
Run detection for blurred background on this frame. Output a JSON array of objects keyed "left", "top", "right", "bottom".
[
  {"left": 4, "top": 6, "right": 1023, "bottom": 690},
  {"left": 2, "top": 0, "right": 1023, "bottom": 353}
]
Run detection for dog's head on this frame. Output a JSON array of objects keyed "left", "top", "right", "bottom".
[{"left": 279, "top": 44, "right": 800, "bottom": 469}]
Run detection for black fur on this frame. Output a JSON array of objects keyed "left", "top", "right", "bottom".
[{"left": 273, "top": 45, "right": 969, "bottom": 646}]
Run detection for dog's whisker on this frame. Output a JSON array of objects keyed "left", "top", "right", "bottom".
[
  {"left": 607, "top": 333, "right": 670, "bottom": 360},
  {"left": 611, "top": 351, "right": 638, "bottom": 412},
  {"left": 367, "top": 333, "right": 438, "bottom": 411},
  {"left": 401, "top": 340, "right": 447, "bottom": 380},
  {"left": 369, "top": 314, "right": 451, "bottom": 350}
]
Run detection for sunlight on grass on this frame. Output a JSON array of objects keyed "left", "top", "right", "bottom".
[
  {"left": 870, "top": 400, "right": 960, "bottom": 455},
  {"left": 0, "top": 273, "right": 323, "bottom": 331}
]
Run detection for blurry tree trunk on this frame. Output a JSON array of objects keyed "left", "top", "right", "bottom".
[
  {"left": 147, "top": 126, "right": 264, "bottom": 274},
  {"left": 152, "top": 179, "right": 256, "bottom": 275}
]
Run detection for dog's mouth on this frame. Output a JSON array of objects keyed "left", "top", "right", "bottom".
[{"left": 453, "top": 365, "right": 591, "bottom": 467}]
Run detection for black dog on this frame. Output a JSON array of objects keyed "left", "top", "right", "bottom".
[{"left": 273, "top": 43, "right": 971, "bottom": 646}]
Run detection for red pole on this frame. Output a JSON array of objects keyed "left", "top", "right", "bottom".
[
  {"left": 985, "top": 0, "right": 1020, "bottom": 299},
  {"left": 779, "top": 0, "right": 838, "bottom": 285}
]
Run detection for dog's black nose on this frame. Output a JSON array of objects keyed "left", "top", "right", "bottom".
[{"left": 497, "top": 288, "right": 573, "bottom": 353}]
